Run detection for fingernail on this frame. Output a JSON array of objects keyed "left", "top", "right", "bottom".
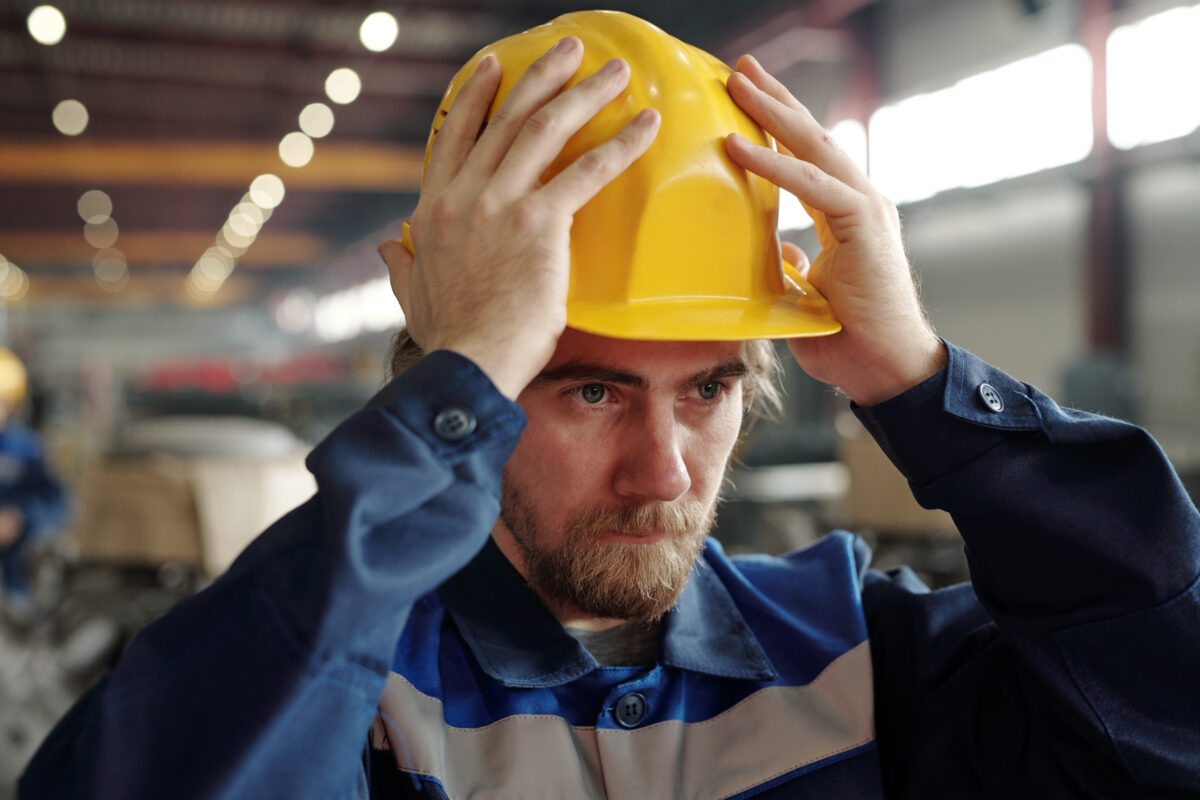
[
  {"left": 634, "top": 108, "right": 659, "bottom": 126},
  {"left": 553, "top": 36, "right": 579, "bottom": 54}
]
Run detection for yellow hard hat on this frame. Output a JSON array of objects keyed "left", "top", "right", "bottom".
[
  {"left": 403, "top": 10, "right": 839, "bottom": 341},
  {"left": 0, "top": 348, "right": 26, "bottom": 410}
]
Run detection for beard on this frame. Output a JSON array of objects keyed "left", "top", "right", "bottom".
[{"left": 499, "top": 475, "right": 717, "bottom": 623}]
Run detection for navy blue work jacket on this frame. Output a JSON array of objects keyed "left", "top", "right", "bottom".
[{"left": 20, "top": 343, "right": 1200, "bottom": 798}]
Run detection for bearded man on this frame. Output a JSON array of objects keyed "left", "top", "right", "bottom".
[{"left": 22, "top": 11, "right": 1200, "bottom": 800}]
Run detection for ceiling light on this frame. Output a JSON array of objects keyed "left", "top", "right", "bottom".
[
  {"left": 360, "top": 11, "right": 399, "bottom": 53},
  {"left": 52, "top": 99, "right": 88, "bottom": 136},
  {"left": 278, "top": 131, "right": 314, "bottom": 168},
  {"left": 299, "top": 102, "right": 335, "bottom": 138},
  {"left": 249, "top": 174, "right": 285, "bottom": 209},
  {"left": 77, "top": 189, "right": 112, "bottom": 224},
  {"left": 27, "top": 5, "right": 66, "bottom": 46},
  {"left": 84, "top": 218, "right": 119, "bottom": 248},
  {"left": 325, "top": 68, "right": 362, "bottom": 105}
]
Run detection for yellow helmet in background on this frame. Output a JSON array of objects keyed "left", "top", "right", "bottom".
[
  {"left": 0, "top": 348, "right": 26, "bottom": 410},
  {"left": 404, "top": 10, "right": 839, "bottom": 342}
]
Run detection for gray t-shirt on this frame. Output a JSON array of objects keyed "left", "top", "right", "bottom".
[{"left": 564, "top": 619, "right": 662, "bottom": 667}]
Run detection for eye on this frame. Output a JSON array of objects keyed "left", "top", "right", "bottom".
[
  {"left": 697, "top": 381, "right": 722, "bottom": 400},
  {"left": 579, "top": 383, "right": 607, "bottom": 404}
]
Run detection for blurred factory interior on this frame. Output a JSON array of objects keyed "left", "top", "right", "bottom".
[{"left": 1, "top": 0, "right": 1199, "bottom": 790}]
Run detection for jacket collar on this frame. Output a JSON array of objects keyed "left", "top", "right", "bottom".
[{"left": 438, "top": 538, "right": 776, "bottom": 688}]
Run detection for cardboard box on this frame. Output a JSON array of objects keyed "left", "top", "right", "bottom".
[
  {"left": 837, "top": 414, "right": 958, "bottom": 537},
  {"left": 72, "top": 452, "right": 316, "bottom": 574}
]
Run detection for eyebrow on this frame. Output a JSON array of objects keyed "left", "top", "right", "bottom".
[
  {"left": 529, "top": 362, "right": 649, "bottom": 390},
  {"left": 529, "top": 357, "right": 748, "bottom": 393}
]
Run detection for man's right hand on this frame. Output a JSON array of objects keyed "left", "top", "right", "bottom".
[{"left": 378, "top": 37, "right": 661, "bottom": 400}]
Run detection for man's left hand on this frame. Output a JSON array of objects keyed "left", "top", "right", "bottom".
[{"left": 725, "top": 55, "right": 946, "bottom": 407}]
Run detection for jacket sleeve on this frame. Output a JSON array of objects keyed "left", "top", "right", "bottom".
[
  {"left": 19, "top": 351, "right": 525, "bottom": 800},
  {"left": 857, "top": 342, "right": 1200, "bottom": 799}
]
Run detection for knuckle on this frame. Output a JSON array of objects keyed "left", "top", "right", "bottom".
[
  {"left": 511, "top": 201, "right": 545, "bottom": 233},
  {"left": 428, "top": 196, "right": 457, "bottom": 225},
  {"left": 575, "top": 147, "right": 610, "bottom": 177},
  {"left": 868, "top": 192, "right": 898, "bottom": 219},
  {"left": 473, "top": 190, "right": 504, "bottom": 221},
  {"left": 523, "top": 109, "right": 557, "bottom": 137},
  {"left": 488, "top": 106, "right": 514, "bottom": 131},
  {"left": 525, "top": 56, "right": 554, "bottom": 78}
]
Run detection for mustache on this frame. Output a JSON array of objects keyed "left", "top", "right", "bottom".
[{"left": 569, "top": 501, "right": 711, "bottom": 539}]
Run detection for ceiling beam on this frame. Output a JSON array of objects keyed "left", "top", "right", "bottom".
[
  {"left": 15, "top": 273, "right": 259, "bottom": 307},
  {"left": 0, "top": 230, "right": 326, "bottom": 268},
  {"left": 0, "top": 139, "right": 425, "bottom": 191}
]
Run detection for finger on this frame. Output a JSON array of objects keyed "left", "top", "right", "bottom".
[
  {"left": 461, "top": 37, "right": 585, "bottom": 180},
  {"left": 734, "top": 55, "right": 806, "bottom": 112},
  {"left": 780, "top": 241, "right": 810, "bottom": 277},
  {"left": 423, "top": 56, "right": 502, "bottom": 195},
  {"left": 539, "top": 107, "right": 661, "bottom": 214},
  {"left": 492, "top": 58, "right": 631, "bottom": 193},
  {"left": 726, "top": 132, "right": 859, "bottom": 221},
  {"left": 378, "top": 239, "right": 415, "bottom": 316},
  {"left": 727, "top": 63, "right": 870, "bottom": 195}
]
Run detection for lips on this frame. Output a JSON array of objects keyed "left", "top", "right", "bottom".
[{"left": 602, "top": 529, "right": 667, "bottom": 544}]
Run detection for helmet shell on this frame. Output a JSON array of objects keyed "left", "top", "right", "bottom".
[
  {"left": 0, "top": 348, "right": 26, "bottom": 410},
  {"left": 421, "top": 10, "right": 840, "bottom": 341}
]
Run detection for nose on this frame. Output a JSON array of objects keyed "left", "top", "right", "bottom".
[{"left": 612, "top": 405, "right": 691, "bottom": 503}]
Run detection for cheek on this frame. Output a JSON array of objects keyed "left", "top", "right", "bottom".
[
  {"left": 507, "top": 416, "right": 613, "bottom": 506},
  {"left": 684, "top": 405, "right": 743, "bottom": 497}
]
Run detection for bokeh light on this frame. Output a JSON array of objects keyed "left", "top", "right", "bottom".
[
  {"left": 0, "top": 259, "right": 30, "bottom": 301},
  {"left": 249, "top": 174, "right": 286, "bottom": 209},
  {"left": 77, "top": 190, "right": 112, "bottom": 224},
  {"left": 52, "top": 99, "right": 88, "bottom": 136},
  {"left": 325, "top": 68, "right": 362, "bottom": 105},
  {"left": 92, "top": 248, "right": 126, "bottom": 281},
  {"left": 228, "top": 202, "right": 265, "bottom": 237},
  {"left": 299, "top": 103, "right": 335, "bottom": 138},
  {"left": 359, "top": 11, "right": 399, "bottom": 53},
  {"left": 27, "top": 5, "right": 66, "bottom": 46},
  {"left": 84, "top": 218, "right": 119, "bottom": 248},
  {"left": 278, "top": 131, "right": 314, "bottom": 168}
]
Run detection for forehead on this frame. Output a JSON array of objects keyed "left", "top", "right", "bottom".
[{"left": 541, "top": 328, "right": 746, "bottom": 382}]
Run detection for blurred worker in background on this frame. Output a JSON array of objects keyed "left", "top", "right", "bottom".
[
  {"left": 20, "top": 11, "right": 1200, "bottom": 799},
  {"left": 0, "top": 348, "right": 67, "bottom": 618}
]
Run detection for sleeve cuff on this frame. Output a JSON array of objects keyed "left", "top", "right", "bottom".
[
  {"left": 852, "top": 341, "right": 1045, "bottom": 486},
  {"left": 366, "top": 349, "right": 526, "bottom": 466}
]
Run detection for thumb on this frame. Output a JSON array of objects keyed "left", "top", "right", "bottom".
[{"left": 377, "top": 238, "right": 415, "bottom": 315}]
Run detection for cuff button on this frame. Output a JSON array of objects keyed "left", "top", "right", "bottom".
[
  {"left": 433, "top": 406, "right": 477, "bottom": 441},
  {"left": 978, "top": 383, "right": 1004, "bottom": 413}
]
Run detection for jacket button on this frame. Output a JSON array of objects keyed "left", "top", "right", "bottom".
[
  {"left": 978, "top": 383, "right": 1004, "bottom": 413},
  {"left": 614, "top": 692, "right": 647, "bottom": 728},
  {"left": 433, "top": 406, "right": 476, "bottom": 441}
]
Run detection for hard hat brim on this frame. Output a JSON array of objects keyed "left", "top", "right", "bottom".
[{"left": 566, "top": 270, "right": 841, "bottom": 342}]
